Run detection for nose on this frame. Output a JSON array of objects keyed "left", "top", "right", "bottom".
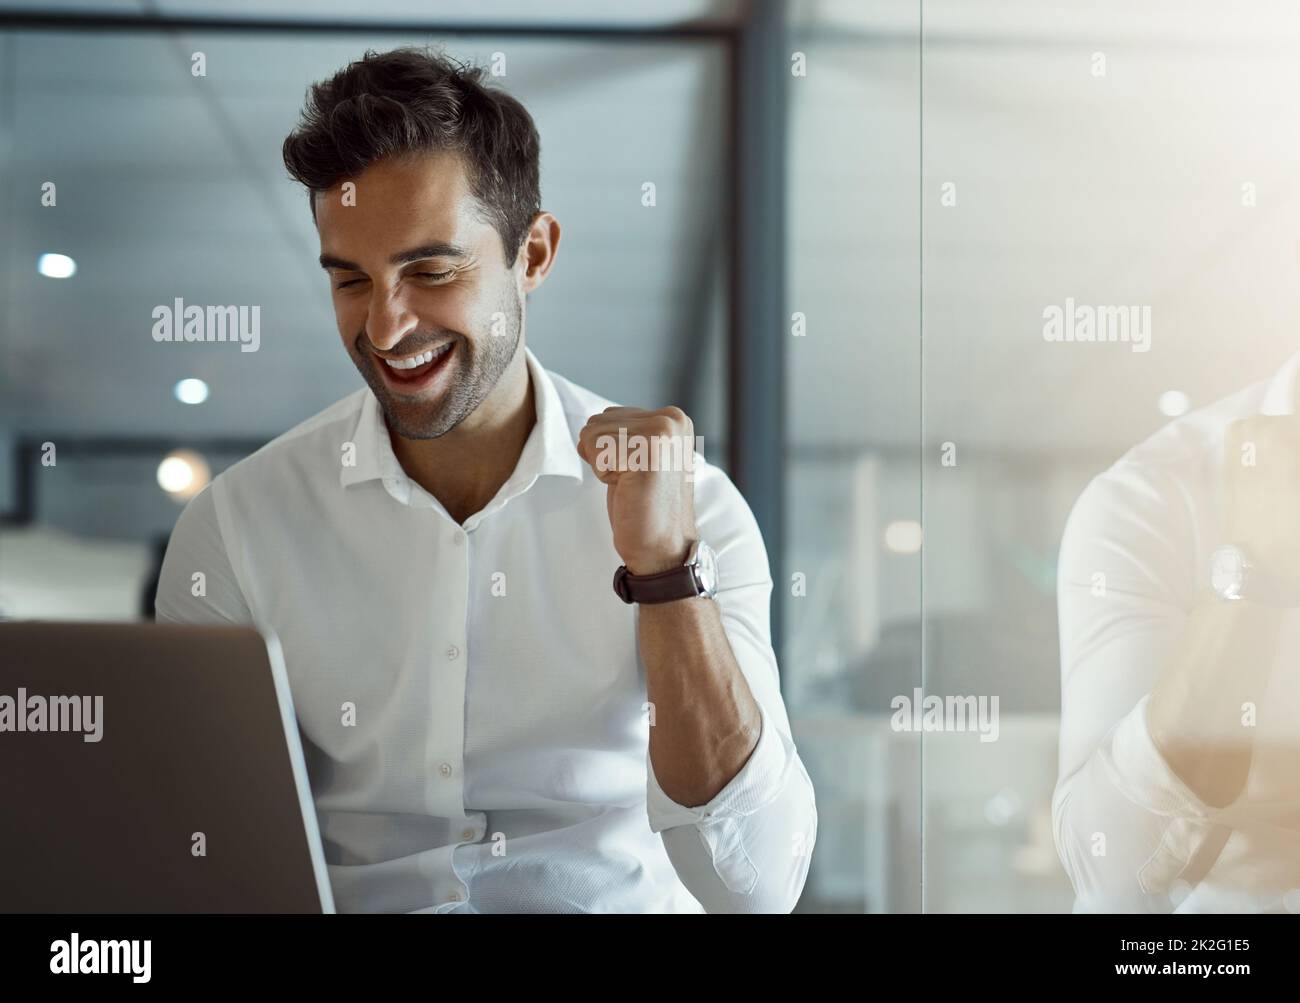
[{"left": 365, "top": 284, "right": 419, "bottom": 353}]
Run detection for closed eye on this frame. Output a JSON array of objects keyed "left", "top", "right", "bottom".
[{"left": 334, "top": 270, "right": 455, "bottom": 290}]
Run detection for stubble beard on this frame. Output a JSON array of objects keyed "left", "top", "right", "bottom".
[{"left": 353, "top": 287, "right": 522, "bottom": 441}]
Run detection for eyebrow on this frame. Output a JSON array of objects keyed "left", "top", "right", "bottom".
[{"left": 318, "top": 242, "right": 473, "bottom": 271}]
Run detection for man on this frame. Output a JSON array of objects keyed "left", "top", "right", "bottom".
[
  {"left": 1055, "top": 350, "right": 1300, "bottom": 912},
  {"left": 154, "top": 47, "right": 816, "bottom": 914}
]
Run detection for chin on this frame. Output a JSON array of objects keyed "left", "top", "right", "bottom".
[{"left": 382, "top": 397, "right": 464, "bottom": 440}]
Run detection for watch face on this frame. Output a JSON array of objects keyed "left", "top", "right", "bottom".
[
  {"left": 694, "top": 541, "right": 719, "bottom": 597},
  {"left": 1210, "top": 545, "right": 1247, "bottom": 600}
]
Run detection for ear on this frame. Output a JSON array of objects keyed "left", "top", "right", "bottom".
[{"left": 519, "top": 212, "right": 562, "bottom": 294}]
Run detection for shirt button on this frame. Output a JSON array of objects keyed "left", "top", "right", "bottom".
[
  {"left": 446, "top": 890, "right": 463, "bottom": 903},
  {"left": 446, "top": 645, "right": 460, "bottom": 660},
  {"left": 461, "top": 828, "right": 476, "bottom": 841},
  {"left": 451, "top": 533, "right": 464, "bottom": 547},
  {"left": 439, "top": 762, "right": 453, "bottom": 778}
]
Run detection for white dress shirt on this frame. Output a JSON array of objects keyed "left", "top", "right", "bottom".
[
  {"left": 155, "top": 345, "right": 817, "bottom": 913},
  {"left": 1054, "top": 350, "right": 1300, "bottom": 913}
]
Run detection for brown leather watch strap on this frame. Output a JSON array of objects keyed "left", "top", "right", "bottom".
[{"left": 612, "top": 561, "right": 701, "bottom": 605}]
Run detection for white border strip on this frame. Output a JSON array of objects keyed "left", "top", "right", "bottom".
[{"left": 262, "top": 631, "right": 336, "bottom": 914}]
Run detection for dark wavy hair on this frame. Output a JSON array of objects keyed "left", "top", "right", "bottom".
[{"left": 282, "top": 46, "right": 541, "bottom": 266}]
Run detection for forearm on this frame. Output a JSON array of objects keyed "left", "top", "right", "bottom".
[
  {"left": 639, "top": 596, "right": 762, "bottom": 808},
  {"left": 1146, "top": 595, "right": 1283, "bottom": 807},
  {"left": 1056, "top": 597, "right": 1280, "bottom": 908},
  {"left": 1055, "top": 709, "right": 1228, "bottom": 912}
]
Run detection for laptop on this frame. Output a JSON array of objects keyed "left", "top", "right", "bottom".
[{"left": 0, "top": 621, "right": 334, "bottom": 913}]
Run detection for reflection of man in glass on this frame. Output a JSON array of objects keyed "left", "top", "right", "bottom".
[{"left": 1054, "top": 352, "right": 1300, "bottom": 912}]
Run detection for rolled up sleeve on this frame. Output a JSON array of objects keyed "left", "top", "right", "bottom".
[{"left": 643, "top": 465, "right": 818, "bottom": 913}]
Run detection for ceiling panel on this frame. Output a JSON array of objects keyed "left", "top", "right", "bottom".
[{"left": 0, "top": 29, "right": 728, "bottom": 446}]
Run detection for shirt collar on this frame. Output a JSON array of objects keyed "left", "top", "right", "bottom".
[
  {"left": 1260, "top": 350, "right": 1300, "bottom": 416},
  {"left": 339, "top": 344, "right": 584, "bottom": 498}
]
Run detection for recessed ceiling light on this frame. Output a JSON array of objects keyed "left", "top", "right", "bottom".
[
  {"left": 174, "top": 378, "right": 209, "bottom": 405},
  {"left": 157, "top": 450, "right": 211, "bottom": 501},
  {"left": 37, "top": 253, "right": 76, "bottom": 279}
]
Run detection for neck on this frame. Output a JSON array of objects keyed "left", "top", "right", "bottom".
[{"left": 389, "top": 346, "right": 535, "bottom": 524}]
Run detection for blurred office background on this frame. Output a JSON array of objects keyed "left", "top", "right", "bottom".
[{"left": 4, "top": 0, "right": 1300, "bottom": 912}]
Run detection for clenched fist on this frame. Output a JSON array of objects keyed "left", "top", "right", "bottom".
[{"left": 576, "top": 406, "right": 700, "bottom": 575}]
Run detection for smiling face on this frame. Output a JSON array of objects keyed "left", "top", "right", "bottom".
[{"left": 316, "top": 150, "right": 526, "bottom": 439}]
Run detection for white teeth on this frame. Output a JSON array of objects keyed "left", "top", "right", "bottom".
[
  {"left": 385, "top": 351, "right": 430, "bottom": 370},
  {"left": 383, "top": 343, "right": 451, "bottom": 370}
]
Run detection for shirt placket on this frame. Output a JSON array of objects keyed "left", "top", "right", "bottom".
[
  {"left": 381, "top": 439, "right": 540, "bottom": 913},
  {"left": 383, "top": 464, "right": 480, "bottom": 912},
  {"left": 427, "top": 515, "right": 475, "bottom": 910}
]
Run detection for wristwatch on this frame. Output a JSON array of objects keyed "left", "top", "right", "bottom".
[
  {"left": 613, "top": 539, "right": 719, "bottom": 604},
  {"left": 1209, "top": 543, "right": 1300, "bottom": 607}
]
